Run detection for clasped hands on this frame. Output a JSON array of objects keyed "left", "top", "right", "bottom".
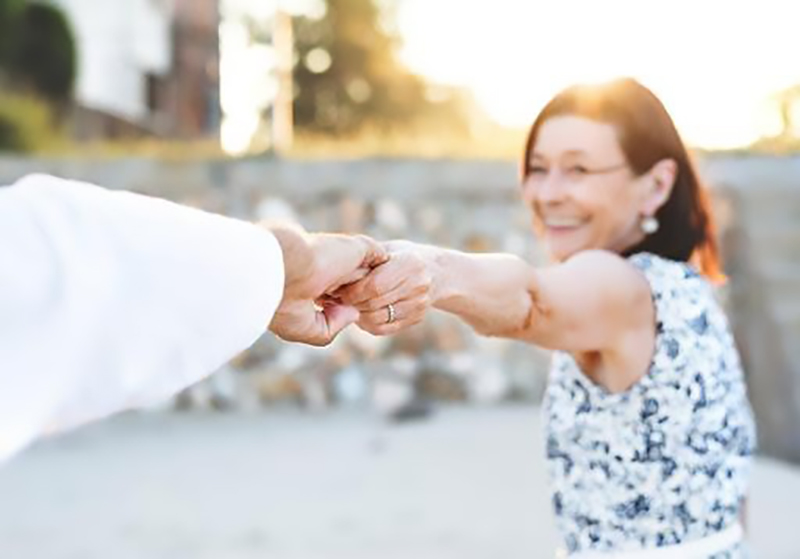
[{"left": 267, "top": 225, "right": 435, "bottom": 346}]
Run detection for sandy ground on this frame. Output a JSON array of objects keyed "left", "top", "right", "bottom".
[{"left": 0, "top": 406, "right": 797, "bottom": 559}]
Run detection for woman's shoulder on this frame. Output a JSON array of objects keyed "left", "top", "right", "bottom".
[
  {"left": 625, "top": 252, "right": 710, "bottom": 296},
  {"left": 625, "top": 251, "right": 725, "bottom": 328}
]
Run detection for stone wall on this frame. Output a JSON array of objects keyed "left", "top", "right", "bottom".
[
  {"left": 1, "top": 155, "right": 798, "bottom": 460},
  {"left": 704, "top": 157, "right": 800, "bottom": 463}
]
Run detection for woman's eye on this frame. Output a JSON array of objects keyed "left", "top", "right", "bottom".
[
  {"left": 528, "top": 165, "right": 547, "bottom": 175},
  {"left": 568, "top": 165, "right": 589, "bottom": 175}
]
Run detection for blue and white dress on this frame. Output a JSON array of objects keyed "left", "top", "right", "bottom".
[{"left": 544, "top": 253, "right": 757, "bottom": 558}]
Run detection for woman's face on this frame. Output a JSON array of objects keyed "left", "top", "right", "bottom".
[{"left": 522, "top": 115, "right": 662, "bottom": 262}]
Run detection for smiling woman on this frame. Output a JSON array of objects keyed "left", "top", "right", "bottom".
[
  {"left": 336, "top": 77, "right": 757, "bottom": 558},
  {"left": 521, "top": 79, "right": 722, "bottom": 281}
]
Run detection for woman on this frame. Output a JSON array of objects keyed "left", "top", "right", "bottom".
[{"left": 338, "top": 78, "right": 757, "bottom": 558}]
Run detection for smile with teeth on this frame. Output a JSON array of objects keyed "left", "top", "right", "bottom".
[{"left": 543, "top": 217, "right": 586, "bottom": 228}]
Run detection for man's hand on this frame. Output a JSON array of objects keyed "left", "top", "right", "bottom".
[{"left": 266, "top": 224, "right": 389, "bottom": 346}]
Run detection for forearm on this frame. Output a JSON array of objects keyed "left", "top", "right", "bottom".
[
  {"left": 0, "top": 175, "right": 285, "bottom": 461},
  {"left": 427, "top": 246, "right": 540, "bottom": 338}
]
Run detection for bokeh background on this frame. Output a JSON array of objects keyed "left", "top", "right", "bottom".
[{"left": 1, "top": 1, "right": 799, "bottom": 557}]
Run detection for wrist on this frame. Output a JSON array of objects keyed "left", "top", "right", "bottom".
[
  {"left": 419, "top": 244, "right": 447, "bottom": 306},
  {"left": 426, "top": 247, "right": 463, "bottom": 309},
  {"left": 263, "top": 222, "right": 316, "bottom": 300}
]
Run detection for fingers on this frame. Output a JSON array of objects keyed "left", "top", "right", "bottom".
[
  {"left": 359, "top": 297, "right": 425, "bottom": 328},
  {"left": 357, "top": 235, "right": 390, "bottom": 268},
  {"left": 307, "top": 234, "right": 388, "bottom": 298},
  {"left": 355, "top": 295, "right": 428, "bottom": 336},
  {"left": 322, "top": 266, "right": 371, "bottom": 296},
  {"left": 270, "top": 299, "right": 360, "bottom": 347},
  {"left": 316, "top": 303, "right": 360, "bottom": 344},
  {"left": 353, "top": 277, "right": 429, "bottom": 312},
  {"left": 335, "top": 258, "right": 408, "bottom": 307},
  {"left": 336, "top": 252, "right": 430, "bottom": 308}
]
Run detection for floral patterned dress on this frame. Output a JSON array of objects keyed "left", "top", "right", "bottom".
[{"left": 544, "top": 253, "right": 757, "bottom": 558}]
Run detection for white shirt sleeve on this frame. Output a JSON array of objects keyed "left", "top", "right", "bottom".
[{"left": 0, "top": 174, "right": 285, "bottom": 462}]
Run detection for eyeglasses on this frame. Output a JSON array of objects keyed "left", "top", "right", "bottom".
[{"left": 524, "top": 162, "right": 629, "bottom": 185}]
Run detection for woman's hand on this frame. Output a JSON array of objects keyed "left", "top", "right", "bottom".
[{"left": 335, "top": 241, "right": 437, "bottom": 336}]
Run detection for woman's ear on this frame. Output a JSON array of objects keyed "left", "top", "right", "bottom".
[{"left": 642, "top": 158, "right": 678, "bottom": 214}]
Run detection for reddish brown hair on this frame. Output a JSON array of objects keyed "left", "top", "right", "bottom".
[{"left": 522, "top": 78, "right": 723, "bottom": 281}]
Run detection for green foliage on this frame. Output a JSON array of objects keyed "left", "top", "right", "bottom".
[
  {"left": 0, "top": 0, "right": 25, "bottom": 65},
  {"left": 290, "top": 0, "right": 468, "bottom": 136},
  {"left": 6, "top": 3, "right": 77, "bottom": 105},
  {"left": 0, "top": 91, "right": 62, "bottom": 152}
]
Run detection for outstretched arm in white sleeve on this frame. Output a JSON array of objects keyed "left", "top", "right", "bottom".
[{"left": 0, "top": 174, "right": 385, "bottom": 463}]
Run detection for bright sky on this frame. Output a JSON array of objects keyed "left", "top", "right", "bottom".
[
  {"left": 219, "top": 0, "right": 320, "bottom": 153},
  {"left": 221, "top": 0, "right": 800, "bottom": 152}
]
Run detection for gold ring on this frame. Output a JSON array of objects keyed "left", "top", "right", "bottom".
[{"left": 386, "top": 303, "right": 397, "bottom": 324}]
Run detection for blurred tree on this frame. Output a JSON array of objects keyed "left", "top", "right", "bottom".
[
  {"left": 6, "top": 2, "right": 77, "bottom": 108},
  {"left": 0, "top": 91, "right": 62, "bottom": 152},
  {"left": 0, "top": 0, "right": 25, "bottom": 72},
  {"left": 292, "top": 0, "right": 467, "bottom": 135},
  {"left": 249, "top": 0, "right": 469, "bottom": 137},
  {"left": 0, "top": 2, "right": 75, "bottom": 150},
  {"left": 750, "top": 85, "right": 800, "bottom": 153}
]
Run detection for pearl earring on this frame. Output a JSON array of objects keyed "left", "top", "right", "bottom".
[{"left": 641, "top": 216, "right": 660, "bottom": 235}]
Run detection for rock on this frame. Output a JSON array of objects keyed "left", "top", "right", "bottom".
[
  {"left": 463, "top": 233, "right": 494, "bottom": 253},
  {"left": 346, "top": 327, "right": 392, "bottom": 359},
  {"left": 503, "top": 232, "right": 529, "bottom": 256},
  {"left": 274, "top": 344, "right": 322, "bottom": 372},
  {"left": 386, "top": 324, "right": 429, "bottom": 355},
  {"left": 333, "top": 365, "right": 369, "bottom": 406},
  {"left": 338, "top": 197, "right": 367, "bottom": 233},
  {"left": 371, "top": 373, "right": 415, "bottom": 416},
  {"left": 466, "top": 359, "right": 510, "bottom": 405},
  {"left": 427, "top": 315, "right": 473, "bottom": 353},
  {"left": 299, "top": 371, "right": 330, "bottom": 412},
  {"left": 446, "top": 352, "right": 480, "bottom": 378},
  {"left": 473, "top": 334, "right": 512, "bottom": 357},
  {"left": 204, "top": 365, "right": 245, "bottom": 411},
  {"left": 503, "top": 343, "right": 551, "bottom": 402},
  {"left": 416, "top": 206, "right": 444, "bottom": 236},
  {"left": 416, "top": 370, "right": 468, "bottom": 402},
  {"left": 173, "top": 365, "right": 249, "bottom": 411},
  {"left": 375, "top": 199, "right": 409, "bottom": 235},
  {"left": 415, "top": 353, "right": 470, "bottom": 402},
  {"left": 173, "top": 383, "right": 212, "bottom": 411},
  {"left": 388, "top": 399, "right": 435, "bottom": 423},
  {"left": 250, "top": 368, "right": 304, "bottom": 405},
  {"left": 255, "top": 197, "right": 299, "bottom": 223}
]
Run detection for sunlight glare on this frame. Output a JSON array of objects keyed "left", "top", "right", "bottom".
[{"left": 397, "top": 0, "right": 800, "bottom": 149}]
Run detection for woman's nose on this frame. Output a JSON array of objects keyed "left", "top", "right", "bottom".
[{"left": 525, "top": 172, "right": 567, "bottom": 205}]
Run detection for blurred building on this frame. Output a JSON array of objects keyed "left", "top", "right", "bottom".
[{"left": 52, "top": 0, "right": 220, "bottom": 141}]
